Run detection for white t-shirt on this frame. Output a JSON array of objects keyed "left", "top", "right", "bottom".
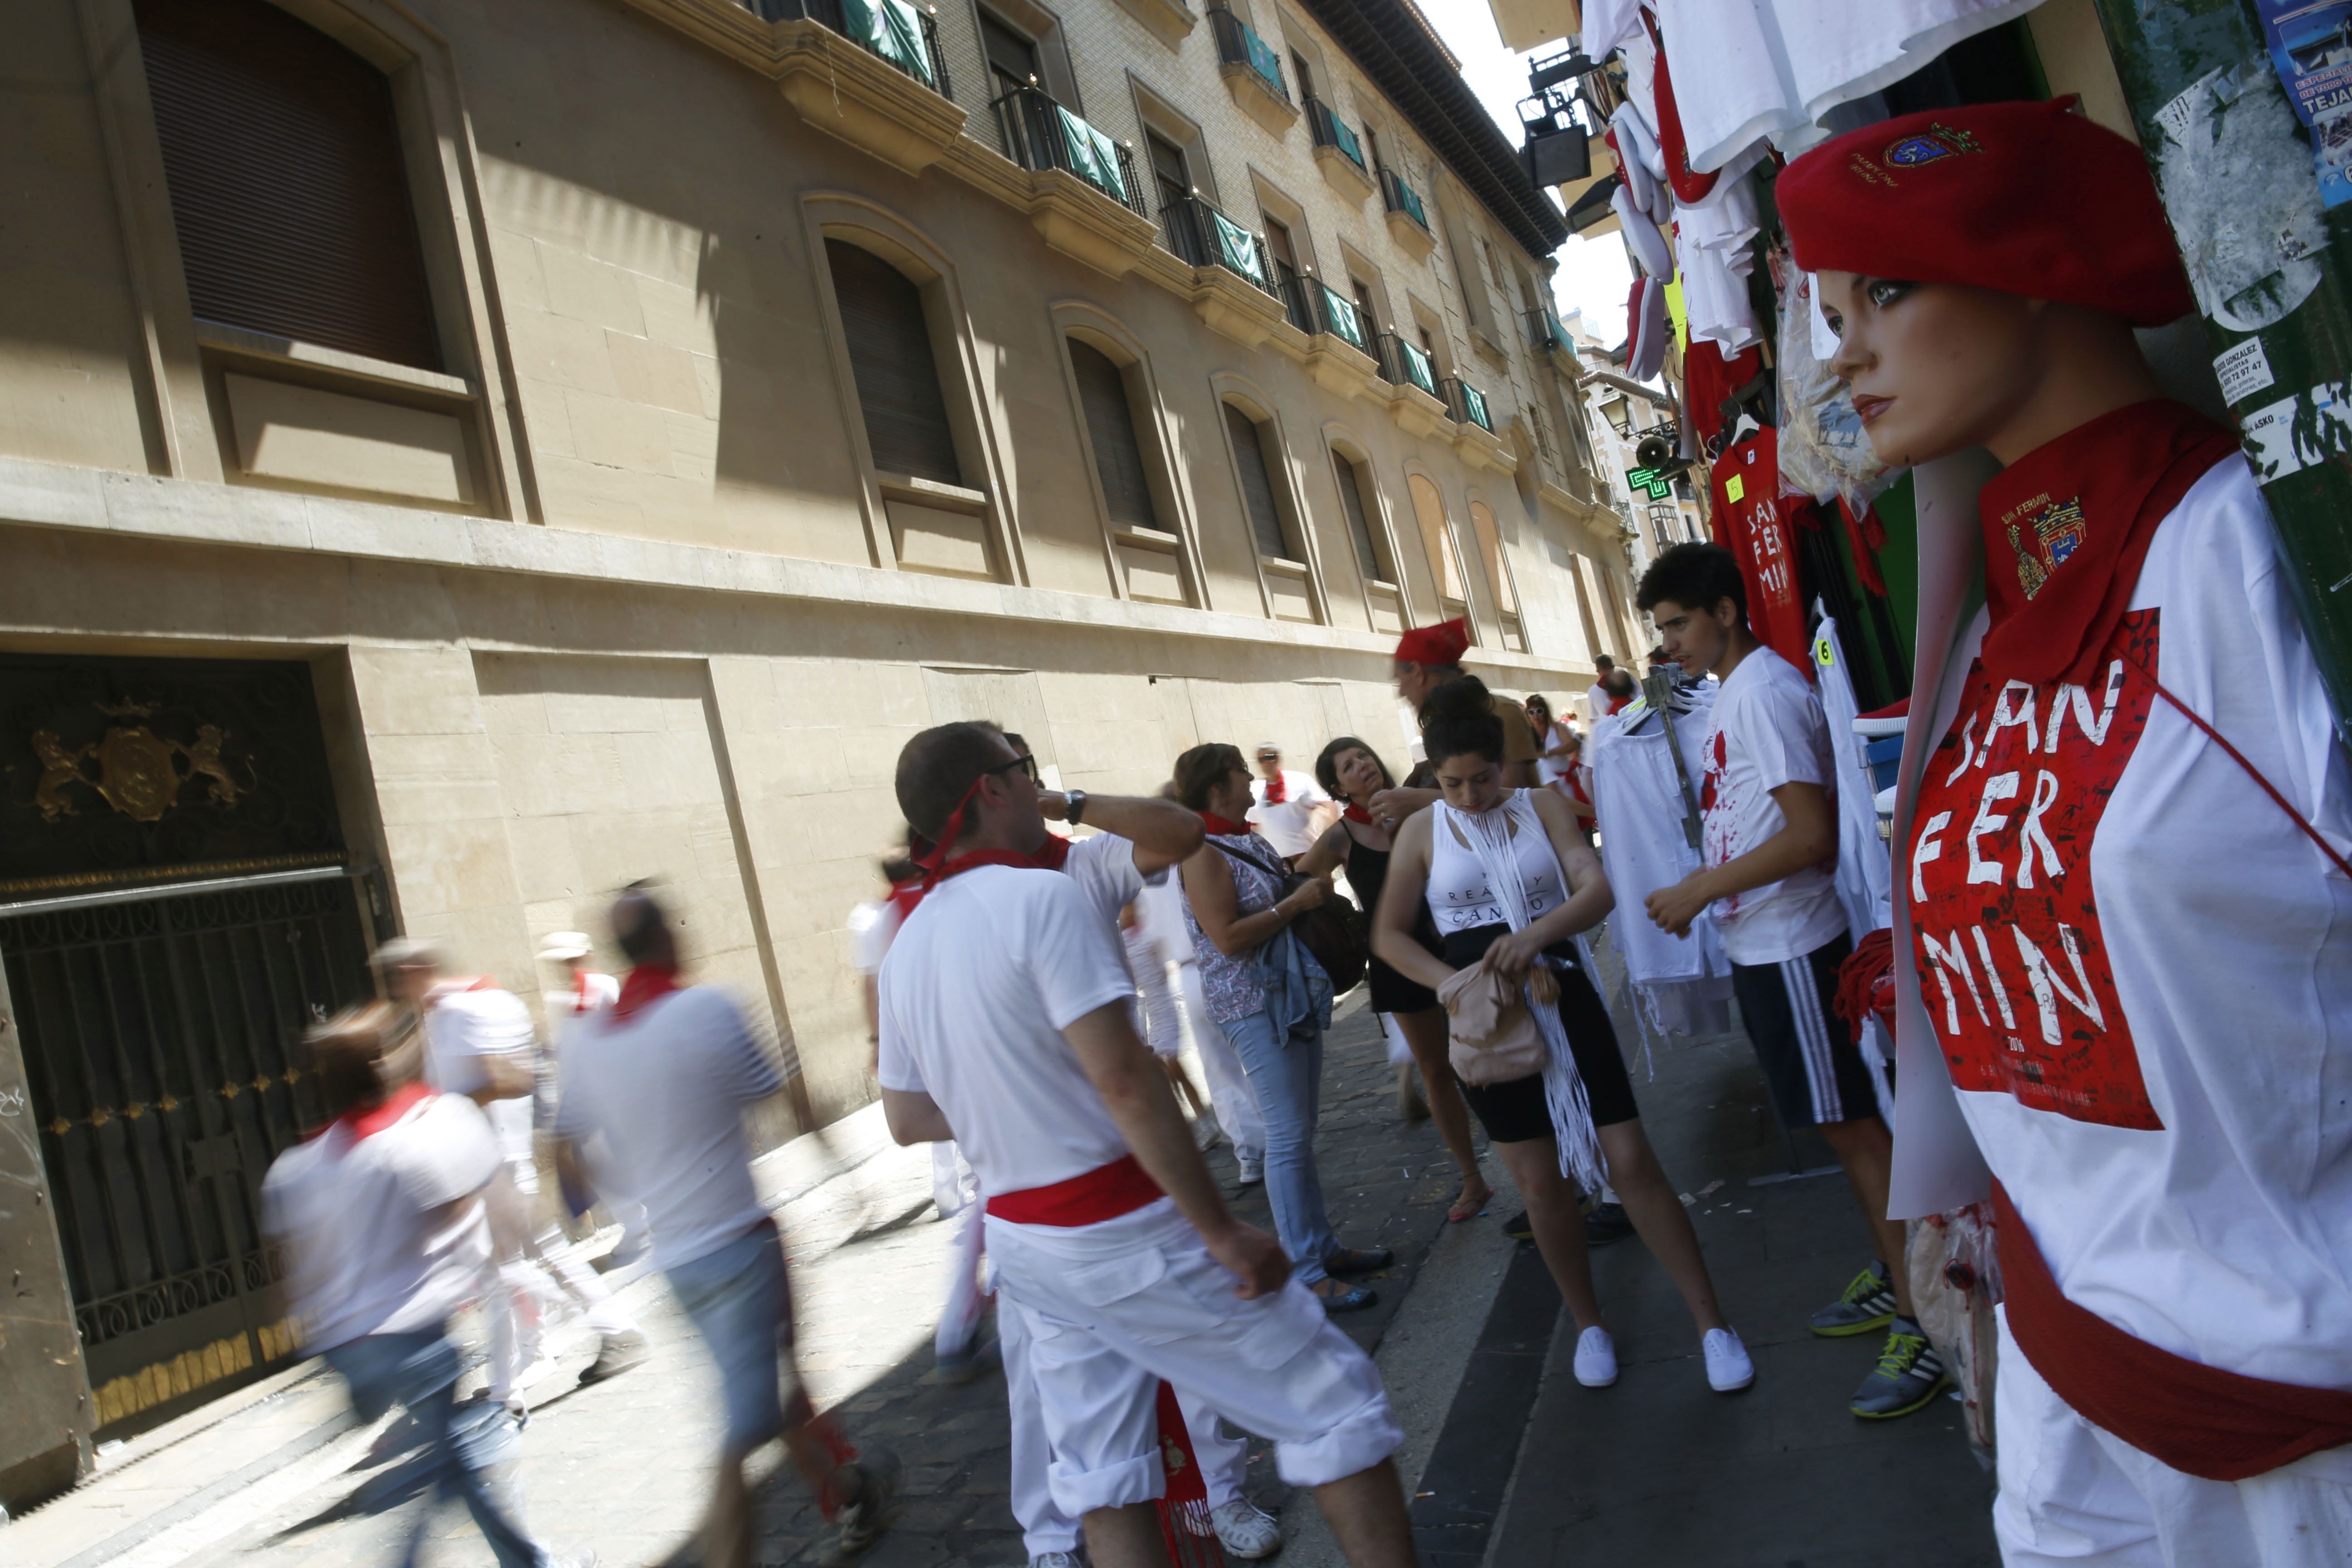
[
  {"left": 555, "top": 985, "right": 783, "bottom": 1270},
  {"left": 543, "top": 970, "right": 619, "bottom": 1027},
  {"left": 847, "top": 898, "right": 898, "bottom": 975},
  {"left": 423, "top": 982, "right": 539, "bottom": 1164},
  {"left": 262, "top": 1091, "right": 500, "bottom": 1352},
  {"left": 1583, "top": 681, "right": 1611, "bottom": 725},
  {"left": 1534, "top": 722, "right": 1578, "bottom": 788},
  {"left": 876, "top": 866, "right": 1142, "bottom": 1196},
  {"left": 1908, "top": 457, "right": 2352, "bottom": 1388},
  {"left": 1246, "top": 770, "right": 1330, "bottom": 859},
  {"left": 1699, "top": 646, "right": 1849, "bottom": 965}
]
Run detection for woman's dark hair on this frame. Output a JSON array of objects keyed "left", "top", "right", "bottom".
[
  {"left": 1173, "top": 743, "right": 1246, "bottom": 812},
  {"left": 1635, "top": 540, "right": 1746, "bottom": 619},
  {"left": 1525, "top": 693, "right": 1553, "bottom": 729},
  {"left": 1419, "top": 675, "right": 1505, "bottom": 765},
  {"left": 1313, "top": 736, "right": 1394, "bottom": 801}
]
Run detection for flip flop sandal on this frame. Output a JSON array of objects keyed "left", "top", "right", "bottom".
[{"left": 1448, "top": 1192, "right": 1493, "bottom": 1223}]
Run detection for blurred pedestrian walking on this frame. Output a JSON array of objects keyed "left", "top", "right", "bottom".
[
  {"left": 262, "top": 1004, "right": 588, "bottom": 1568},
  {"left": 1245, "top": 742, "right": 1335, "bottom": 866},
  {"left": 554, "top": 887, "right": 898, "bottom": 1568}
]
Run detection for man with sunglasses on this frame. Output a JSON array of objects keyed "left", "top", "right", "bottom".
[{"left": 876, "top": 722, "right": 1412, "bottom": 1568}]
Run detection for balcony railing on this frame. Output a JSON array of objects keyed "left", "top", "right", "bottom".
[
  {"left": 1304, "top": 97, "right": 1367, "bottom": 175},
  {"left": 1525, "top": 306, "right": 1571, "bottom": 353},
  {"left": 990, "top": 85, "right": 1147, "bottom": 215},
  {"left": 1379, "top": 166, "right": 1429, "bottom": 230},
  {"left": 1208, "top": 7, "right": 1289, "bottom": 102},
  {"left": 1162, "top": 192, "right": 1276, "bottom": 294},
  {"left": 1441, "top": 376, "right": 1494, "bottom": 432},
  {"left": 1309, "top": 279, "right": 1369, "bottom": 353},
  {"left": 754, "top": 0, "right": 951, "bottom": 94},
  {"left": 1377, "top": 333, "right": 1438, "bottom": 397}
]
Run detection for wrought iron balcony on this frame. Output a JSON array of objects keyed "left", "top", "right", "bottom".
[
  {"left": 1377, "top": 332, "right": 1438, "bottom": 397},
  {"left": 1525, "top": 306, "right": 1572, "bottom": 353},
  {"left": 1379, "top": 166, "right": 1429, "bottom": 230},
  {"left": 1441, "top": 376, "right": 1494, "bottom": 433},
  {"left": 1306, "top": 278, "right": 1370, "bottom": 353},
  {"left": 1304, "top": 98, "right": 1367, "bottom": 175},
  {"left": 990, "top": 85, "right": 1146, "bottom": 214},
  {"left": 1208, "top": 7, "right": 1289, "bottom": 102},
  {"left": 1161, "top": 192, "right": 1276, "bottom": 295},
  {"left": 753, "top": 0, "right": 951, "bottom": 95}
]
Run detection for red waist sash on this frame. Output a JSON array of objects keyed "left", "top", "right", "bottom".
[
  {"left": 987, "top": 1154, "right": 1164, "bottom": 1227},
  {"left": 1992, "top": 1181, "right": 2352, "bottom": 1481}
]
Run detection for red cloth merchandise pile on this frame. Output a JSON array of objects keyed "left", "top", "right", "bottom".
[{"left": 1706, "top": 425, "right": 1817, "bottom": 675}]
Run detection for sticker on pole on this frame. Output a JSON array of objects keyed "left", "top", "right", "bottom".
[
  {"left": 2239, "top": 379, "right": 2352, "bottom": 484},
  {"left": 2256, "top": 0, "right": 2352, "bottom": 209},
  {"left": 2215, "top": 338, "right": 2278, "bottom": 404}
]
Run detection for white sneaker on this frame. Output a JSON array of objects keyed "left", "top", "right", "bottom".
[
  {"left": 1235, "top": 1152, "right": 1264, "bottom": 1186},
  {"left": 1210, "top": 1499, "right": 1282, "bottom": 1559},
  {"left": 1703, "top": 1327, "right": 1755, "bottom": 1393},
  {"left": 1573, "top": 1326, "right": 1618, "bottom": 1387}
]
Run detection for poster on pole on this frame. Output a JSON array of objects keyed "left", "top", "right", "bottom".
[{"left": 2258, "top": 0, "right": 2352, "bottom": 207}]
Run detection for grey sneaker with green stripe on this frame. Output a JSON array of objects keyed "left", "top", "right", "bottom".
[
  {"left": 1849, "top": 1318, "right": 1950, "bottom": 1419},
  {"left": 1810, "top": 1260, "right": 1898, "bottom": 1338}
]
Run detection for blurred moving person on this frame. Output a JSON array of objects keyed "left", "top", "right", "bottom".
[
  {"left": 555, "top": 888, "right": 898, "bottom": 1568},
  {"left": 263, "top": 1004, "right": 588, "bottom": 1568}
]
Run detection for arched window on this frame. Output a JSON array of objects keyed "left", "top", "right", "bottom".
[
  {"left": 1332, "top": 452, "right": 1386, "bottom": 582},
  {"left": 826, "top": 239, "right": 963, "bottom": 485},
  {"left": 1068, "top": 341, "right": 1159, "bottom": 531},
  {"left": 135, "top": 0, "right": 440, "bottom": 369},
  {"left": 1407, "top": 472, "right": 1466, "bottom": 611},
  {"left": 1224, "top": 403, "right": 1293, "bottom": 562},
  {"left": 1468, "top": 500, "right": 1517, "bottom": 616}
]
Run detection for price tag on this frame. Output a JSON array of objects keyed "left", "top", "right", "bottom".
[{"left": 1725, "top": 475, "right": 1745, "bottom": 504}]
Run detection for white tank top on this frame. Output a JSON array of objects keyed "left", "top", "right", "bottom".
[{"left": 1424, "top": 790, "right": 1568, "bottom": 935}]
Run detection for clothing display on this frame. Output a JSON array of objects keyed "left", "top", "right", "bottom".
[
  {"left": 1611, "top": 180, "right": 1673, "bottom": 280},
  {"left": 1811, "top": 614, "right": 1893, "bottom": 939},
  {"left": 1683, "top": 341, "right": 1763, "bottom": 449},
  {"left": 1699, "top": 647, "right": 1848, "bottom": 966},
  {"left": 1678, "top": 235, "right": 1762, "bottom": 354},
  {"left": 1625, "top": 274, "right": 1669, "bottom": 381},
  {"left": 1708, "top": 430, "right": 1815, "bottom": 674}
]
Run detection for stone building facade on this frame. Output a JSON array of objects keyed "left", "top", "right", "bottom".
[{"left": 0, "top": 0, "right": 1633, "bottom": 1479}]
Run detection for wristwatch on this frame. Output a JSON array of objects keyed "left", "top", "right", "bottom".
[{"left": 1064, "top": 788, "right": 1088, "bottom": 825}]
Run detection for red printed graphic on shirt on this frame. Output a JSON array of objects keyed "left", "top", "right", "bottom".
[{"left": 1908, "top": 609, "right": 2162, "bottom": 1130}]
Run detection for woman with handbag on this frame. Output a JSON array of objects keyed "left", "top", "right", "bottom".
[
  {"left": 1373, "top": 680, "right": 1753, "bottom": 1392},
  {"left": 1298, "top": 737, "right": 1494, "bottom": 1226},
  {"left": 1176, "top": 742, "right": 1393, "bottom": 1313}
]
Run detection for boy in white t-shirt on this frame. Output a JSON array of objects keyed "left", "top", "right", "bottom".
[
  {"left": 876, "top": 723, "right": 1414, "bottom": 1568},
  {"left": 1637, "top": 543, "right": 1943, "bottom": 1422}
]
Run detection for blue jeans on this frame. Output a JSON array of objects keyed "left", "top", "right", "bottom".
[
  {"left": 1220, "top": 1010, "right": 1335, "bottom": 1285},
  {"left": 325, "top": 1331, "right": 549, "bottom": 1568},
  {"left": 665, "top": 1220, "right": 798, "bottom": 1455}
]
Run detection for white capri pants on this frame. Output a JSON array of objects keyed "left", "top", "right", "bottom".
[
  {"left": 1992, "top": 1307, "right": 2352, "bottom": 1566},
  {"left": 987, "top": 1201, "right": 1401, "bottom": 1519}
]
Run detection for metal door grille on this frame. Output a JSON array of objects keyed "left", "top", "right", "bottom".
[{"left": 0, "top": 875, "right": 372, "bottom": 1427}]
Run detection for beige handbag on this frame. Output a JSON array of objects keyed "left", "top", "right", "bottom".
[{"left": 1436, "top": 958, "right": 1558, "bottom": 1086}]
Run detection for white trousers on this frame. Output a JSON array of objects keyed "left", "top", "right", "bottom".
[
  {"left": 1179, "top": 963, "right": 1264, "bottom": 1162},
  {"left": 490, "top": 1158, "right": 634, "bottom": 1396},
  {"left": 1002, "top": 1291, "right": 1249, "bottom": 1556},
  {"left": 1993, "top": 1308, "right": 2352, "bottom": 1566},
  {"left": 937, "top": 1195, "right": 990, "bottom": 1362},
  {"left": 987, "top": 1202, "right": 1400, "bottom": 1520}
]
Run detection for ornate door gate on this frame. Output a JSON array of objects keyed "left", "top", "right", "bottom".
[{"left": 0, "top": 872, "right": 373, "bottom": 1434}]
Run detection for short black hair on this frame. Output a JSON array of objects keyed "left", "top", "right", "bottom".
[
  {"left": 1636, "top": 541, "right": 1746, "bottom": 620},
  {"left": 1595, "top": 653, "right": 1615, "bottom": 670},
  {"left": 895, "top": 721, "right": 1011, "bottom": 840},
  {"left": 1313, "top": 736, "right": 1394, "bottom": 801},
  {"left": 1420, "top": 676, "right": 1504, "bottom": 765},
  {"left": 612, "top": 882, "right": 669, "bottom": 964}
]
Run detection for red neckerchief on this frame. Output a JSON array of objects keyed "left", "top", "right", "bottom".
[
  {"left": 1263, "top": 771, "right": 1288, "bottom": 805},
  {"left": 1605, "top": 695, "right": 1632, "bottom": 716},
  {"left": 888, "top": 834, "right": 1071, "bottom": 923},
  {"left": 1643, "top": 9, "right": 1719, "bottom": 203},
  {"left": 1341, "top": 804, "right": 1374, "bottom": 825},
  {"left": 612, "top": 963, "right": 679, "bottom": 1020},
  {"left": 340, "top": 1080, "right": 433, "bottom": 1142},
  {"left": 1978, "top": 399, "right": 2241, "bottom": 688},
  {"left": 1198, "top": 812, "right": 1250, "bottom": 837}
]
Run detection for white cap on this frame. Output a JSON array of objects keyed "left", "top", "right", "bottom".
[{"left": 537, "top": 931, "right": 595, "bottom": 963}]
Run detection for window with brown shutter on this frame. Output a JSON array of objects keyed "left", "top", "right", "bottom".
[
  {"left": 826, "top": 239, "right": 964, "bottom": 486},
  {"left": 1332, "top": 454, "right": 1384, "bottom": 581},
  {"left": 1225, "top": 403, "right": 1290, "bottom": 561},
  {"left": 135, "top": 0, "right": 441, "bottom": 371},
  {"left": 1068, "top": 342, "right": 1159, "bottom": 532}
]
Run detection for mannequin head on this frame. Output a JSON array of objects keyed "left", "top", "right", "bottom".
[{"left": 1818, "top": 274, "right": 2162, "bottom": 468}]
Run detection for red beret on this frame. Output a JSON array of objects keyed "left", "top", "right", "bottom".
[
  {"left": 1777, "top": 98, "right": 2194, "bottom": 328},
  {"left": 1394, "top": 618, "right": 1470, "bottom": 666}
]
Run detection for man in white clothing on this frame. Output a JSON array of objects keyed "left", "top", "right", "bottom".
[
  {"left": 1583, "top": 653, "right": 1617, "bottom": 726},
  {"left": 878, "top": 722, "right": 1416, "bottom": 1568},
  {"left": 1246, "top": 744, "right": 1336, "bottom": 863}
]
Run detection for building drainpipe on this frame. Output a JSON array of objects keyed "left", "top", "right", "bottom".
[{"left": 2093, "top": 0, "right": 2352, "bottom": 746}]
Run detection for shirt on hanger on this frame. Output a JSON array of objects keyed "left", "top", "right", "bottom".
[{"left": 1709, "top": 429, "right": 1813, "bottom": 674}]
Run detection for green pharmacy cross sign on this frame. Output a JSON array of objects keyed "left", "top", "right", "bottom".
[{"left": 1625, "top": 466, "right": 1674, "bottom": 500}]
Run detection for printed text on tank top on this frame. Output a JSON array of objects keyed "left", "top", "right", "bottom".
[
  {"left": 1424, "top": 792, "right": 1567, "bottom": 934},
  {"left": 1908, "top": 610, "right": 2161, "bottom": 1130}
]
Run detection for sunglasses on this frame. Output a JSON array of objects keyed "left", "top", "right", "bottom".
[{"left": 984, "top": 753, "right": 1042, "bottom": 786}]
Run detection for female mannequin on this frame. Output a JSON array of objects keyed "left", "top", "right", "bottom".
[{"left": 1780, "top": 99, "right": 2352, "bottom": 1565}]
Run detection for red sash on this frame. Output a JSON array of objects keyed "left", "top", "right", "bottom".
[
  {"left": 986, "top": 1153, "right": 1164, "bottom": 1227},
  {"left": 1992, "top": 1182, "right": 2352, "bottom": 1481}
]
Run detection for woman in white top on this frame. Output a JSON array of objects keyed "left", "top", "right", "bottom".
[{"left": 1373, "top": 678, "right": 1752, "bottom": 1394}]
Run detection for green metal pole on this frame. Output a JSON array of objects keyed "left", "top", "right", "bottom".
[{"left": 2092, "top": 0, "right": 2352, "bottom": 747}]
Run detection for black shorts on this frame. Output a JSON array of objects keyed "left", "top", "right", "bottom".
[
  {"left": 1367, "top": 954, "right": 1439, "bottom": 1015},
  {"left": 1440, "top": 925, "right": 1639, "bottom": 1142},
  {"left": 1729, "top": 932, "right": 1880, "bottom": 1130}
]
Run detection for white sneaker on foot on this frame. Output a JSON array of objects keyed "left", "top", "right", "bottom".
[
  {"left": 1703, "top": 1327, "right": 1755, "bottom": 1392},
  {"left": 1573, "top": 1326, "right": 1618, "bottom": 1387},
  {"left": 1210, "top": 1499, "right": 1281, "bottom": 1559},
  {"left": 1235, "top": 1152, "right": 1264, "bottom": 1186}
]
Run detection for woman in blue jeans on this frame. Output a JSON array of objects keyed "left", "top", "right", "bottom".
[{"left": 1173, "top": 742, "right": 1392, "bottom": 1311}]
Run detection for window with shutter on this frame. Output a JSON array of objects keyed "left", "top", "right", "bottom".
[
  {"left": 1224, "top": 403, "right": 1290, "bottom": 561},
  {"left": 1470, "top": 500, "right": 1517, "bottom": 613},
  {"left": 826, "top": 239, "right": 963, "bottom": 486},
  {"left": 134, "top": 0, "right": 440, "bottom": 371},
  {"left": 1333, "top": 454, "right": 1384, "bottom": 581},
  {"left": 1408, "top": 472, "right": 1465, "bottom": 606},
  {"left": 1069, "top": 341, "right": 1159, "bottom": 531}
]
